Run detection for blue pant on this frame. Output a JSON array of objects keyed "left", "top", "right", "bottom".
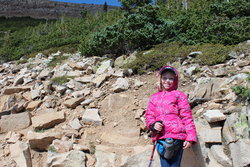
[{"left": 159, "top": 140, "right": 184, "bottom": 167}]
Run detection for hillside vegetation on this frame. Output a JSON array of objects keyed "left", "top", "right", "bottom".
[{"left": 0, "top": 0, "right": 249, "bottom": 72}]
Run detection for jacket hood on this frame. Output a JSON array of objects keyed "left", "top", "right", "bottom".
[{"left": 158, "top": 66, "right": 178, "bottom": 91}]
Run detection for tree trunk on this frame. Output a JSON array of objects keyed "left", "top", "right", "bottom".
[{"left": 182, "top": 0, "right": 188, "bottom": 10}]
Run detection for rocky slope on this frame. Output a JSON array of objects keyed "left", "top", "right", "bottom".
[
  {"left": 0, "top": 0, "right": 117, "bottom": 19},
  {"left": 0, "top": 41, "right": 250, "bottom": 167}
]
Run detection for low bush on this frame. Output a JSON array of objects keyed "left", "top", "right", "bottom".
[
  {"left": 232, "top": 85, "right": 250, "bottom": 102},
  {"left": 232, "top": 74, "right": 250, "bottom": 103},
  {"left": 126, "top": 42, "right": 234, "bottom": 74}
]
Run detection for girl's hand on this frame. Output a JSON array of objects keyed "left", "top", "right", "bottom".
[
  {"left": 154, "top": 122, "right": 163, "bottom": 132},
  {"left": 183, "top": 141, "right": 192, "bottom": 149}
]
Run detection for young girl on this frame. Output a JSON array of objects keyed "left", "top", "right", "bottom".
[{"left": 145, "top": 66, "right": 197, "bottom": 167}]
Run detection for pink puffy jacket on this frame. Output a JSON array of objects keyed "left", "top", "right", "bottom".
[{"left": 145, "top": 66, "right": 197, "bottom": 143}]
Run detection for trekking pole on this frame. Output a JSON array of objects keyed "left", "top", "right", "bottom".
[
  {"left": 148, "top": 135, "right": 158, "bottom": 167},
  {"left": 148, "top": 121, "right": 162, "bottom": 167}
]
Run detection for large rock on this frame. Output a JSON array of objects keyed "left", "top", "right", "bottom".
[
  {"left": 101, "top": 128, "right": 139, "bottom": 145},
  {"left": 13, "top": 75, "right": 24, "bottom": 86},
  {"left": 206, "top": 149, "right": 224, "bottom": 167},
  {"left": 235, "top": 60, "right": 250, "bottom": 67},
  {"left": 213, "top": 67, "right": 227, "bottom": 77},
  {"left": 95, "top": 145, "right": 116, "bottom": 167},
  {"left": 54, "top": 85, "right": 67, "bottom": 95},
  {"left": 0, "top": 95, "right": 9, "bottom": 112},
  {"left": 32, "top": 111, "right": 65, "bottom": 129},
  {"left": 96, "top": 60, "right": 113, "bottom": 74},
  {"left": 210, "top": 145, "right": 232, "bottom": 167},
  {"left": 64, "top": 97, "right": 85, "bottom": 109},
  {"left": 196, "top": 120, "right": 222, "bottom": 143},
  {"left": 68, "top": 61, "right": 91, "bottom": 70},
  {"left": 80, "top": 98, "right": 94, "bottom": 107},
  {"left": 4, "top": 131, "right": 21, "bottom": 144},
  {"left": 31, "top": 89, "right": 40, "bottom": 100},
  {"left": 72, "top": 88, "right": 91, "bottom": 98},
  {"left": 66, "top": 70, "right": 84, "bottom": 77},
  {"left": 0, "top": 112, "right": 31, "bottom": 133},
  {"left": 3, "top": 86, "right": 31, "bottom": 95},
  {"left": 229, "top": 139, "right": 250, "bottom": 167},
  {"left": 191, "top": 78, "right": 225, "bottom": 99},
  {"left": 38, "top": 69, "right": 54, "bottom": 80},
  {"left": 27, "top": 130, "right": 62, "bottom": 151},
  {"left": 50, "top": 139, "right": 74, "bottom": 153},
  {"left": 26, "top": 100, "right": 42, "bottom": 111},
  {"left": 120, "top": 145, "right": 160, "bottom": 167},
  {"left": 112, "top": 78, "right": 130, "bottom": 93},
  {"left": 230, "top": 73, "right": 249, "bottom": 81},
  {"left": 222, "top": 112, "right": 248, "bottom": 145},
  {"left": 75, "top": 75, "right": 94, "bottom": 84},
  {"left": 101, "top": 93, "right": 134, "bottom": 113},
  {"left": 69, "top": 118, "right": 82, "bottom": 130},
  {"left": 93, "top": 74, "right": 108, "bottom": 88},
  {"left": 82, "top": 108, "right": 102, "bottom": 126},
  {"left": 134, "top": 79, "right": 144, "bottom": 88},
  {"left": 47, "top": 150, "right": 86, "bottom": 167},
  {"left": 182, "top": 143, "right": 206, "bottom": 167},
  {"left": 203, "top": 110, "right": 226, "bottom": 123},
  {"left": 114, "top": 55, "right": 126, "bottom": 68},
  {"left": 10, "top": 141, "right": 32, "bottom": 167},
  {"left": 184, "top": 65, "right": 200, "bottom": 76}
]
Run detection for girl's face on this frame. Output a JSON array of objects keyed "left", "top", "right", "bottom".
[{"left": 161, "top": 71, "right": 175, "bottom": 91}]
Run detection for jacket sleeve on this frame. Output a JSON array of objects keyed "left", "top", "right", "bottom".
[
  {"left": 177, "top": 91, "right": 197, "bottom": 143},
  {"left": 144, "top": 97, "right": 157, "bottom": 130}
]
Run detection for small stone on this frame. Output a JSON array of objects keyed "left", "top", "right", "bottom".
[
  {"left": 10, "top": 141, "right": 32, "bottom": 167},
  {"left": 64, "top": 97, "right": 85, "bottom": 109},
  {"left": 69, "top": 118, "right": 82, "bottom": 130},
  {"left": 82, "top": 108, "right": 102, "bottom": 126},
  {"left": 26, "top": 100, "right": 42, "bottom": 111}
]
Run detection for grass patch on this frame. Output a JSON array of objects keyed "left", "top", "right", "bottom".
[
  {"left": 25, "top": 44, "right": 78, "bottom": 60},
  {"left": 126, "top": 42, "right": 234, "bottom": 74},
  {"left": 48, "top": 145, "right": 57, "bottom": 153},
  {"left": 48, "top": 54, "right": 69, "bottom": 67},
  {"left": 89, "top": 142, "right": 96, "bottom": 154},
  {"left": 17, "top": 59, "right": 28, "bottom": 64},
  {"left": 34, "top": 128, "right": 46, "bottom": 133},
  {"left": 51, "top": 75, "right": 75, "bottom": 85}
]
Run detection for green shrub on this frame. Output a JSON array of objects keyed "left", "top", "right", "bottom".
[
  {"left": 232, "top": 74, "right": 250, "bottom": 102},
  {"left": 193, "top": 44, "right": 233, "bottom": 65},
  {"left": 126, "top": 42, "right": 233, "bottom": 74},
  {"left": 209, "top": 0, "right": 250, "bottom": 19},
  {"left": 158, "top": 0, "right": 250, "bottom": 45},
  {"left": 80, "top": 5, "right": 174, "bottom": 57},
  {"left": 1, "top": 0, "right": 249, "bottom": 62},
  {"left": 232, "top": 85, "right": 250, "bottom": 102},
  {"left": 0, "top": 10, "right": 123, "bottom": 62}
]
